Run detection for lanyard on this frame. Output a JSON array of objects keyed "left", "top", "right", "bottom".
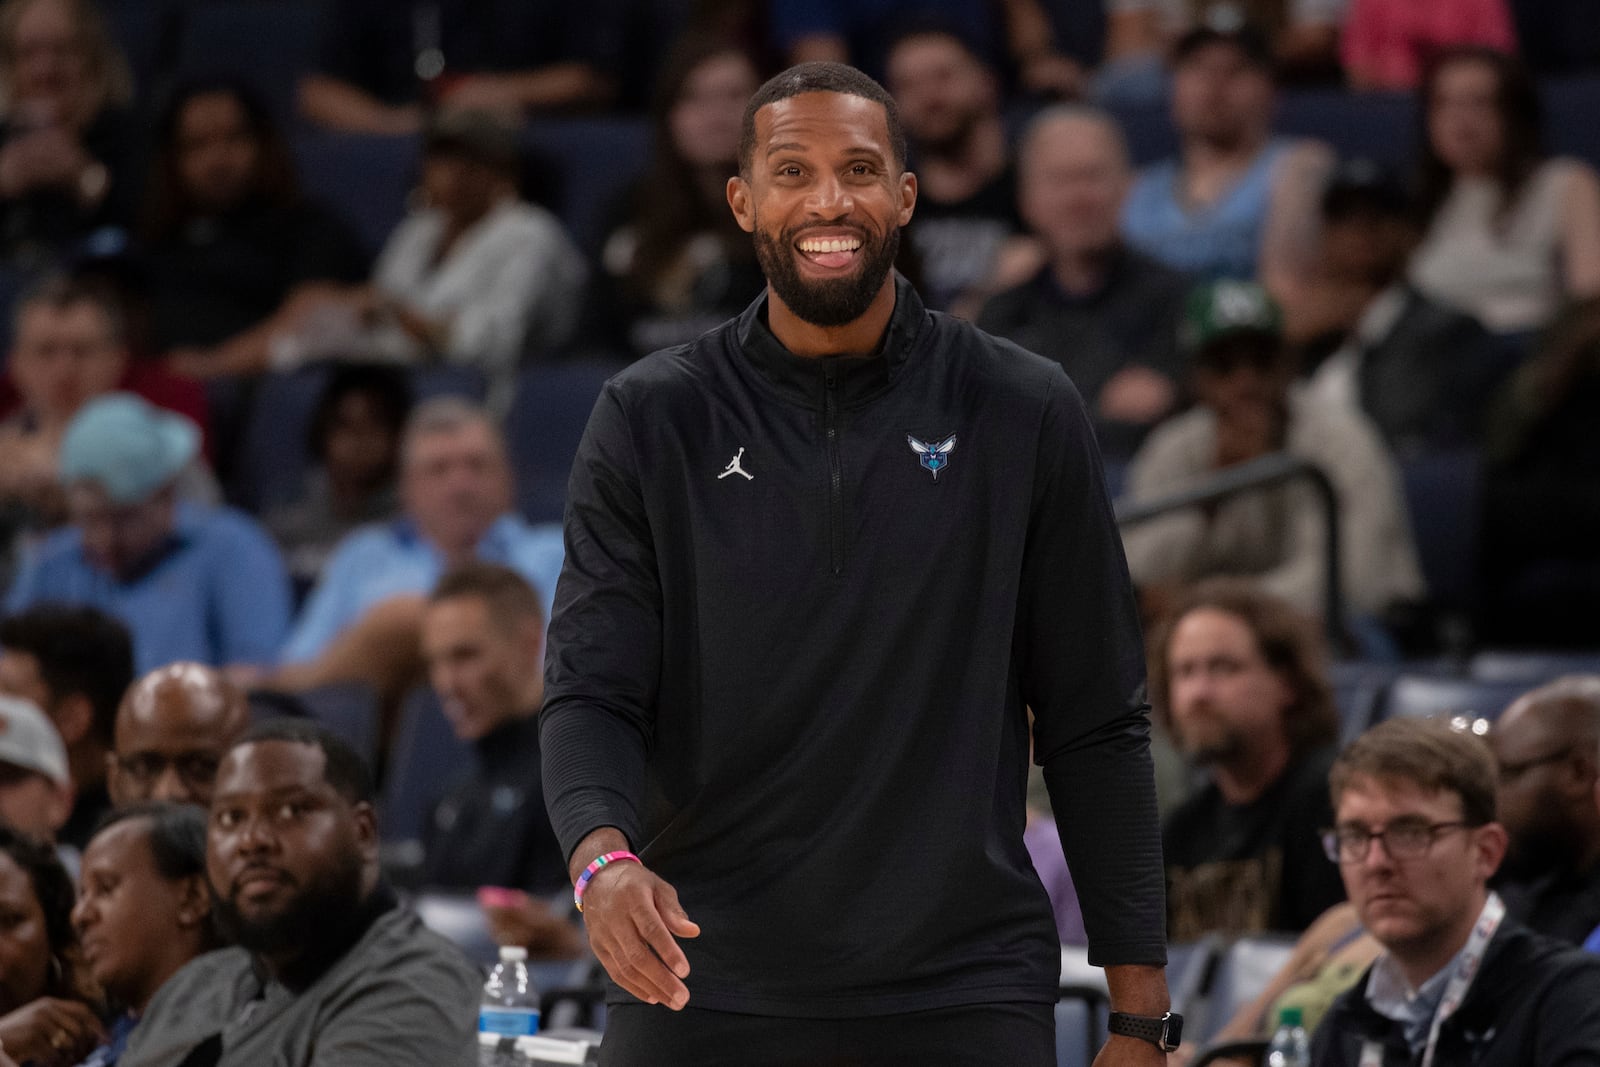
[{"left": 1359, "top": 892, "right": 1506, "bottom": 1067}]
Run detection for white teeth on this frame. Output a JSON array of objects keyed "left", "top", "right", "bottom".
[{"left": 799, "top": 237, "right": 861, "bottom": 253}]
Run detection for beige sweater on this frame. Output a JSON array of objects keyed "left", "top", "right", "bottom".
[{"left": 1121, "top": 388, "right": 1426, "bottom": 617}]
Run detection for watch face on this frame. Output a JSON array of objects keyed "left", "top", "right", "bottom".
[{"left": 1162, "top": 1012, "right": 1184, "bottom": 1051}]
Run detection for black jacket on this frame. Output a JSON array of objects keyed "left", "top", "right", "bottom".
[
  {"left": 540, "top": 276, "right": 1165, "bottom": 1017},
  {"left": 1311, "top": 919, "right": 1600, "bottom": 1066}
]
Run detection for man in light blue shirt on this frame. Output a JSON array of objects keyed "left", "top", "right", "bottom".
[
  {"left": 6, "top": 394, "right": 292, "bottom": 673},
  {"left": 278, "top": 396, "right": 562, "bottom": 679}
]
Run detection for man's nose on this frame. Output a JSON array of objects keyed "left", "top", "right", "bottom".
[
  {"left": 806, "top": 173, "right": 853, "bottom": 218},
  {"left": 150, "top": 765, "right": 192, "bottom": 804}
]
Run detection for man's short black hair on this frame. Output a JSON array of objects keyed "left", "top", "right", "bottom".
[
  {"left": 234, "top": 720, "right": 376, "bottom": 806},
  {"left": 1171, "top": 22, "right": 1275, "bottom": 74},
  {"left": 738, "top": 62, "right": 907, "bottom": 176},
  {"left": 0, "top": 605, "right": 134, "bottom": 747},
  {"left": 93, "top": 801, "right": 208, "bottom": 881}
]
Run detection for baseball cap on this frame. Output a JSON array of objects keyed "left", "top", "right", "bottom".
[
  {"left": 1171, "top": 15, "right": 1275, "bottom": 72},
  {"left": 424, "top": 109, "right": 521, "bottom": 176},
  {"left": 0, "top": 696, "right": 69, "bottom": 788},
  {"left": 1322, "top": 158, "right": 1412, "bottom": 221},
  {"left": 1181, "top": 279, "right": 1284, "bottom": 356},
  {"left": 58, "top": 392, "right": 199, "bottom": 504}
]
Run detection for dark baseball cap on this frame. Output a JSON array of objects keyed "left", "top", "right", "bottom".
[
  {"left": 1171, "top": 16, "right": 1275, "bottom": 72},
  {"left": 1321, "top": 158, "right": 1413, "bottom": 221},
  {"left": 1181, "top": 279, "right": 1283, "bottom": 358}
]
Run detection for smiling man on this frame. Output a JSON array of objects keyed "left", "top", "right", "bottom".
[
  {"left": 117, "top": 721, "right": 479, "bottom": 1067},
  {"left": 541, "top": 62, "right": 1172, "bottom": 1065},
  {"left": 1312, "top": 717, "right": 1600, "bottom": 1066}
]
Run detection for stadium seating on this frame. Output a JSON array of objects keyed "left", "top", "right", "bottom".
[
  {"left": 1373, "top": 673, "right": 1531, "bottom": 724},
  {"left": 173, "top": 1, "right": 324, "bottom": 127},
  {"left": 504, "top": 360, "right": 626, "bottom": 525},
  {"left": 524, "top": 118, "right": 653, "bottom": 256},
  {"left": 293, "top": 131, "right": 421, "bottom": 256},
  {"left": 1469, "top": 649, "right": 1600, "bottom": 683},
  {"left": 379, "top": 686, "right": 474, "bottom": 846},
  {"left": 1398, "top": 451, "right": 1483, "bottom": 620},
  {"left": 1193, "top": 934, "right": 1297, "bottom": 1047}
]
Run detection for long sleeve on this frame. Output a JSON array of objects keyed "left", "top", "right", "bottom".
[
  {"left": 1022, "top": 373, "right": 1166, "bottom": 967},
  {"left": 539, "top": 382, "right": 659, "bottom": 861}
]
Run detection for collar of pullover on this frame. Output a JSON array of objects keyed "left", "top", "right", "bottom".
[{"left": 735, "top": 272, "right": 927, "bottom": 410}]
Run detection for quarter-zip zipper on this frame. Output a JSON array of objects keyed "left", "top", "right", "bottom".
[{"left": 823, "top": 362, "right": 843, "bottom": 575}]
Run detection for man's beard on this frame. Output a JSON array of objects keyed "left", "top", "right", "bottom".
[
  {"left": 753, "top": 220, "right": 900, "bottom": 328},
  {"left": 212, "top": 850, "right": 365, "bottom": 959},
  {"left": 1498, "top": 823, "right": 1574, "bottom": 881}
]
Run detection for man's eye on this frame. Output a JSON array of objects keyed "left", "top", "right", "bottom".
[{"left": 214, "top": 809, "right": 241, "bottom": 829}]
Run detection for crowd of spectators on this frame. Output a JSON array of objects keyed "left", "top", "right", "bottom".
[{"left": 0, "top": 0, "right": 1591, "bottom": 1063}]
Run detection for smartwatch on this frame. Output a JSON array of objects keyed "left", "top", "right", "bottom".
[{"left": 1107, "top": 1010, "right": 1184, "bottom": 1052}]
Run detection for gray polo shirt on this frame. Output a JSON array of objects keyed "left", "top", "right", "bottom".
[{"left": 119, "top": 901, "right": 480, "bottom": 1067}]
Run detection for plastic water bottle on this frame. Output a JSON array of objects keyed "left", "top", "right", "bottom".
[
  {"left": 479, "top": 946, "right": 540, "bottom": 1065},
  {"left": 1267, "top": 1005, "right": 1310, "bottom": 1067}
]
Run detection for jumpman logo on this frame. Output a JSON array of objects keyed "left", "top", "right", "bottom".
[{"left": 718, "top": 447, "right": 754, "bottom": 481}]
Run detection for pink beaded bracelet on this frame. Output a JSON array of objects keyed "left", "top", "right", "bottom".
[{"left": 573, "top": 850, "right": 640, "bottom": 912}]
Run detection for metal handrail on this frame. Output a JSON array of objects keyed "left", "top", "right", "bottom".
[{"left": 1114, "top": 452, "right": 1349, "bottom": 653}]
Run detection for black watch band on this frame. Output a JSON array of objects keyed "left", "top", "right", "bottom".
[{"left": 1107, "top": 1010, "right": 1183, "bottom": 1052}]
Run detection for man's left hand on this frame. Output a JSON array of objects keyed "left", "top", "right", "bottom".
[{"left": 1093, "top": 1033, "right": 1169, "bottom": 1066}]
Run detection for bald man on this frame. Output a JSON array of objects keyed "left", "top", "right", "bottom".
[
  {"left": 108, "top": 663, "right": 250, "bottom": 808},
  {"left": 1490, "top": 676, "right": 1600, "bottom": 945},
  {"left": 975, "top": 104, "right": 1191, "bottom": 459}
]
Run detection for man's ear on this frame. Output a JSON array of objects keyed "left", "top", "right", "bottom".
[
  {"left": 352, "top": 800, "right": 379, "bottom": 862},
  {"left": 897, "top": 170, "right": 917, "bottom": 227},
  {"left": 52, "top": 693, "right": 93, "bottom": 748},
  {"left": 176, "top": 873, "right": 211, "bottom": 928},
  {"left": 1474, "top": 821, "right": 1510, "bottom": 882},
  {"left": 727, "top": 175, "right": 756, "bottom": 234}
]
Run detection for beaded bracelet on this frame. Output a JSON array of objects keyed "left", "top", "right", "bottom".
[{"left": 573, "top": 850, "right": 640, "bottom": 912}]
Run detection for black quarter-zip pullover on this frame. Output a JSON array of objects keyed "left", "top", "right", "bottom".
[{"left": 541, "top": 276, "right": 1166, "bottom": 1017}]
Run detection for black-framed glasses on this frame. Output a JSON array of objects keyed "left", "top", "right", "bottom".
[
  {"left": 114, "top": 752, "right": 221, "bottom": 789},
  {"left": 1320, "top": 819, "right": 1477, "bottom": 864},
  {"left": 1497, "top": 747, "right": 1572, "bottom": 782}
]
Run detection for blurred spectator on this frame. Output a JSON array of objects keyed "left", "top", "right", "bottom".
[
  {"left": 417, "top": 564, "right": 580, "bottom": 957},
  {"left": 1121, "top": 280, "right": 1425, "bottom": 622},
  {"left": 589, "top": 38, "right": 765, "bottom": 360},
  {"left": 0, "top": 604, "right": 132, "bottom": 849},
  {"left": 1313, "top": 717, "right": 1600, "bottom": 1066},
  {"left": 1341, "top": 0, "right": 1515, "bottom": 91},
  {"left": 262, "top": 111, "right": 586, "bottom": 412},
  {"left": 0, "top": 0, "right": 138, "bottom": 270},
  {"left": 1409, "top": 48, "right": 1600, "bottom": 337},
  {"left": 976, "top": 105, "right": 1188, "bottom": 459},
  {"left": 72, "top": 804, "right": 217, "bottom": 1067},
  {"left": 122, "top": 722, "right": 480, "bottom": 1066},
  {"left": 1099, "top": 1, "right": 1345, "bottom": 103},
  {"left": 1481, "top": 297, "right": 1600, "bottom": 645},
  {"left": 108, "top": 663, "right": 248, "bottom": 810},
  {"left": 140, "top": 81, "right": 368, "bottom": 376},
  {"left": 274, "top": 398, "right": 562, "bottom": 699},
  {"left": 1297, "top": 160, "right": 1507, "bottom": 456},
  {"left": 0, "top": 277, "right": 218, "bottom": 581},
  {"left": 1490, "top": 676, "right": 1600, "bottom": 945},
  {"left": 1151, "top": 580, "right": 1345, "bottom": 939},
  {"left": 299, "top": 0, "right": 622, "bottom": 134},
  {"left": 0, "top": 825, "right": 100, "bottom": 1065},
  {"left": 774, "top": 0, "right": 1087, "bottom": 94},
  {"left": 884, "top": 27, "right": 1030, "bottom": 315},
  {"left": 1121, "top": 24, "right": 1332, "bottom": 299},
  {"left": 264, "top": 364, "right": 410, "bottom": 593},
  {"left": 5, "top": 393, "right": 292, "bottom": 672},
  {"left": 0, "top": 694, "right": 70, "bottom": 843}
]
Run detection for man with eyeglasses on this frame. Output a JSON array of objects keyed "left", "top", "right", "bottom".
[
  {"left": 1310, "top": 716, "right": 1600, "bottom": 1066},
  {"left": 1487, "top": 676, "right": 1600, "bottom": 945},
  {"left": 108, "top": 663, "right": 249, "bottom": 809}
]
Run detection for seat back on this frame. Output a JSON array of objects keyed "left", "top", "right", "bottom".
[
  {"left": 1399, "top": 451, "right": 1483, "bottom": 616},
  {"left": 1468, "top": 650, "right": 1600, "bottom": 684},
  {"left": 294, "top": 132, "right": 420, "bottom": 256},
  {"left": 1196, "top": 934, "right": 1297, "bottom": 1046},
  {"left": 1376, "top": 673, "right": 1531, "bottom": 725},
  {"left": 380, "top": 687, "right": 473, "bottom": 845},
  {"left": 504, "top": 361, "right": 625, "bottom": 524}
]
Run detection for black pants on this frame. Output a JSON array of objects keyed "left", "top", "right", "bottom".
[{"left": 598, "top": 1001, "right": 1056, "bottom": 1066}]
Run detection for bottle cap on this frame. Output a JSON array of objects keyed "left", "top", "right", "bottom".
[
  {"left": 1278, "top": 1006, "right": 1304, "bottom": 1028},
  {"left": 499, "top": 945, "right": 529, "bottom": 962}
]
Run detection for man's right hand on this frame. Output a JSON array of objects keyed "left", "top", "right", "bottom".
[{"left": 581, "top": 859, "right": 701, "bottom": 1010}]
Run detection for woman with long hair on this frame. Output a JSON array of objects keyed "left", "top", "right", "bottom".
[
  {"left": 1408, "top": 47, "right": 1600, "bottom": 337},
  {"left": 588, "top": 36, "right": 765, "bottom": 358}
]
